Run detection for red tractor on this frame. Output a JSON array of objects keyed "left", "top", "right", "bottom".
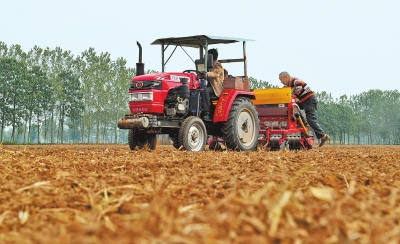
[{"left": 118, "top": 35, "right": 260, "bottom": 152}]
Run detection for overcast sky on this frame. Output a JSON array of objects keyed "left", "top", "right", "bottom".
[{"left": 1, "top": 0, "right": 399, "bottom": 99}]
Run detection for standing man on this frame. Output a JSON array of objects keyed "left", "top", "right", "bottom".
[
  {"left": 279, "top": 71, "right": 330, "bottom": 147},
  {"left": 202, "top": 48, "right": 224, "bottom": 121}
]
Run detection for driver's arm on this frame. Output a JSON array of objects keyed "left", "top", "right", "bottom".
[{"left": 207, "top": 62, "right": 224, "bottom": 79}]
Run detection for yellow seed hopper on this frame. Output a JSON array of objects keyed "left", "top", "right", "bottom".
[{"left": 252, "top": 87, "right": 292, "bottom": 105}]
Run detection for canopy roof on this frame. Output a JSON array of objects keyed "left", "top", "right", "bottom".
[{"left": 151, "top": 35, "right": 254, "bottom": 48}]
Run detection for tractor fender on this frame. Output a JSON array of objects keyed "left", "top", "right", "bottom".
[{"left": 213, "top": 89, "right": 256, "bottom": 122}]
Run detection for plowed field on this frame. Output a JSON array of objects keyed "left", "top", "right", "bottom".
[{"left": 1, "top": 144, "right": 400, "bottom": 244}]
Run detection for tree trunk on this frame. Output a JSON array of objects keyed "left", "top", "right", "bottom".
[
  {"left": 51, "top": 109, "right": 54, "bottom": 143},
  {"left": 73, "top": 120, "right": 77, "bottom": 143},
  {"left": 43, "top": 116, "right": 47, "bottom": 143},
  {"left": 96, "top": 119, "right": 100, "bottom": 144},
  {"left": 60, "top": 105, "right": 64, "bottom": 144},
  {"left": 28, "top": 110, "right": 33, "bottom": 143},
  {"left": 0, "top": 118, "right": 4, "bottom": 142},
  {"left": 37, "top": 110, "right": 41, "bottom": 144},
  {"left": 27, "top": 118, "right": 31, "bottom": 144},
  {"left": 86, "top": 120, "right": 91, "bottom": 144},
  {"left": 81, "top": 118, "right": 85, "bottom": 143},
  {"left": 114, "top": 125, "right": 118, "bottom": 144},
  {"left": 11, "top": 103, "right": 16, "bottom": 143}
]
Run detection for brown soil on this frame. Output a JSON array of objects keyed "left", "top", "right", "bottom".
[{"left": 1, "top": 144, "right": 399, "bottom": 244}]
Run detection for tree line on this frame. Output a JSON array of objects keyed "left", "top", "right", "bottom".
[
  {"left": 0, "top": 42, "right": 134, "bottom": 144},
  {"left": 1, "top": 42, "right": 399, "bottom": 145},
  {"left": 316, "top": 90, "right": 400, "bottom": 145}
]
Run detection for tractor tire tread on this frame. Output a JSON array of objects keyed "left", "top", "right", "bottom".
[{"left": 222, "top": 97, "right": 260, "bottom": 151}]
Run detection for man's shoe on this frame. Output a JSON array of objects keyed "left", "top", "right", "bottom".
[
  {"left": 319, "top": 135, "right": 330, "bottom": 147},
  {"left": 202, "top": 114, "right": 211, "bottom": 121}
]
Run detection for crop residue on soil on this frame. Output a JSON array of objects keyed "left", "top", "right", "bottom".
[{"left": 1, "top": 144, "right": 400, "bottom": 243}]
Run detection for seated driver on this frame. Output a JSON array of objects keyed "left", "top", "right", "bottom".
[{"left": 202, "top": 48, "right": 224, "bottom": 121}]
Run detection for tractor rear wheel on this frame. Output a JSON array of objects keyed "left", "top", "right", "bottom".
[
  {"left": 222, "top": 97, "right": 259, "bottom": 151},
  {"left": 178, "top": 116, "right": 207, "bottom": 152},
  {"left": 128, "top": 129, "right": 138, "bottom": 150}
]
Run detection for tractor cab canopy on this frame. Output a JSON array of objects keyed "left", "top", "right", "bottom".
[{"left": 151, "top": 35, "right": 254, "bottom": 77}]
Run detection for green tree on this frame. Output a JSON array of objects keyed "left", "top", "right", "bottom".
[
  {"left": 316, "top": 92, "right": 339, "bottom": 143},
  {"left": 80, "top": 48, "right": 113, "bottom": 143},
  {"left": 66, "top": 62, "right": 84, "bottom": 143},
  {"left": 0, "top": 41, "right": 7, "bottom": 57},
  {"left": 25, "top": 66, "right": 48, "bottom": 143},
  {"left": 8, "top": 60, "right": 26, "bottom": 143},
  {"left": 58, "top": 70, "right": 83, "bottom": 143},
  {"left": 38, "top": 47, "right": 76, "bottom": 143},
  {"left": 249, "top": 77, "right": 277, "bottom": 89},
  {"left": 109, "top": 58, "right": 134, "bottom": 143},
  {"left": 0, "top": 52, "right": 27, "bottom": 143},
  {"left": 335, "top": 95, "right": 355, "bottom": 144},
  {"left": 0, "top": 57, "right": 12, "bottom": 141},
  {"left": 41, "top": 47, "right": 60, "bottom": 143}
]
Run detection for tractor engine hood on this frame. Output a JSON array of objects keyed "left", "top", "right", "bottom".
[
  {"left": 131, "top": 72, "right": 199, "bottom": 91},
  {"left": 127, "top": 71, "right": 198, "bottom": 115},
  {"left": 131, "top": 72, "right": 194, "bottom": 83}
]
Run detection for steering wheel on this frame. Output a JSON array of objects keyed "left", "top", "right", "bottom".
[
  {"left": 182, "top": 70, "right": 201, "bottom": 74},
  {"left": 183, "top": 70, "right": 206, "bottom": 80}
]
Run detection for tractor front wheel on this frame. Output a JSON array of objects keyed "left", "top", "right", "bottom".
[
  {"left": 128, "top": 129, "right": 138, "bottom": 150},
  {"left": 178, "top": 116, "right": 207, "bottom": 152},
  {"left": 137, "top": 133, "right": 157, "bottom": 150},
  {"left": 222, "top": 97, "right": 259, "bottom": 151}
]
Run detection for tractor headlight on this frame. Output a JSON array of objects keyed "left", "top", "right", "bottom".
[
  {"left": 141, "top": 92, "right": 153, "bottom": 100},
  {"left": 130, "top": 93, "right": 140, "bottom": 101},
  {"left": 130, "top": 92, "right": 153, "bottom": 101}
]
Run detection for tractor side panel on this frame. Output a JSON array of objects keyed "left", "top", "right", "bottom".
[{"left": 213, "top": 90, "right": 255, "bottom": 122}]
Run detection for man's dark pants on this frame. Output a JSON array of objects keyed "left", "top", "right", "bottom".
[
  {"left": 299, "top": 96, "right": 325, "bottom": 139},
  {"left": 202, "top": 86, "right": 215, "bottom": 114}
]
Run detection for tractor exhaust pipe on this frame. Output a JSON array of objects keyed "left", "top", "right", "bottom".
[
  {"left": 117, "top": 117, "right": 149, "bottom": 129},
  {"left": 136, "top": 41, "right": 145, "bottom": 76}
]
